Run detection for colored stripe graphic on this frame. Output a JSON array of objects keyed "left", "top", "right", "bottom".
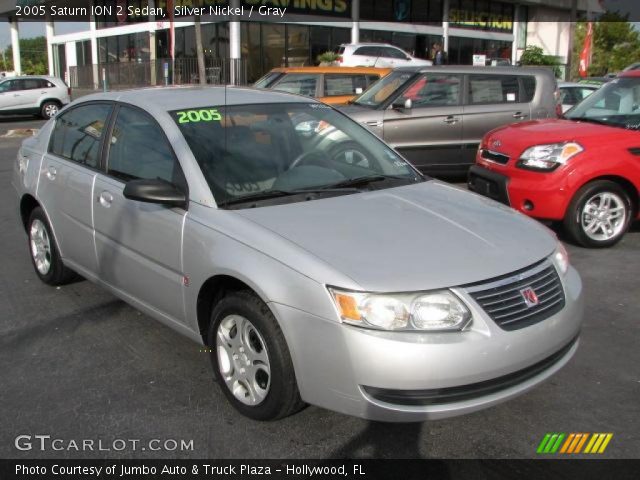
[{"left": 538, "top": 433, "right": 613, "bottom": 454}]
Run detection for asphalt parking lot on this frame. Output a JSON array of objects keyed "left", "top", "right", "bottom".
[{"left": 1, "top": 117, "right": 639, "bottom": 460}]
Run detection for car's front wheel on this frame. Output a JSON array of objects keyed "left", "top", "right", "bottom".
[
  {"left": 27, "top": 207, "right": 75, "bottom": 285},
  {"left": 207, "top": 290, "right": 305, "bottom": 420},
  {"left": 40, "top": 101, "right": 60, "bottom": 119},
  {"left": 564, "top": 180, "right": 633, "bottom": 248}
]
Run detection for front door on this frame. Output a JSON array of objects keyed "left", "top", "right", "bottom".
[
  {"left": 36, "top": 102, "right": 113, "bottom": 274},
  {"left": 383, "top": 72, "right": 464, "bottom": 175},
  {"left": 93, "top": 105, "right": 188, "bottom": 323}
]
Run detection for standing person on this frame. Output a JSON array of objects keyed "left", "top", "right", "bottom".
[{"left": 433, "top": 43, "right": 445, "bottom": 65}]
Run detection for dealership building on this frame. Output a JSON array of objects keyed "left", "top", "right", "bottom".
[{"left": 2, "top": 0, "right": 602, "bottom": 87}]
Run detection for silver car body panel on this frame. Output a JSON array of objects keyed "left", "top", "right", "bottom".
[{"left": 12, "top": 86, "right": 583, "bottom": 421}]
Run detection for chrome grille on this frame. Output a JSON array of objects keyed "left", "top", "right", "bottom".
[{"left": 466, "top": 261, "right": 565, "bottom": 331}]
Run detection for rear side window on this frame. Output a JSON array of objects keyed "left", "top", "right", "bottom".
[
  {"left": 324, "top": 74, "right": 369, "bottom": 96},
  {"left": 469, "top": 75, "right": 520, "bottom": 105},
  {"left": 271, "top": 74, "right": 318, "bottom": 97},
  {"left": 354, "top": 46, "right": 380, "bottom": 57},
  {"left": 521, "top": 76, "right": 536, "bottom": 102},
  {"left": 254, "top": 71, "right": 282, "bottom": 89},
  {"left": 107, "top": 106, "right": 185, "bottom": 187},
  {"left": 49, "top": 103, "right": 112, "bottom": 168}
]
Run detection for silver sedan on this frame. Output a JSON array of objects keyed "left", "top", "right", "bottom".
[{"left": 12, "top": 87, "right": 583, "bottom": 421}]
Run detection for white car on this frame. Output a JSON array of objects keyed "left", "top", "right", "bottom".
[
  {"left": 558, "top": 82, "right": 599, "bottom": 113},
  {"left": 0, "top": 75, "right": 70, "bottom": 119},
  {"left": 337, "top": 43, "right": 432, "bottom": 68}
]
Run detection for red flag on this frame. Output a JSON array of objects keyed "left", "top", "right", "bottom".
[{"left": 579, "top": 22, "right": 593, "bottom": 78}]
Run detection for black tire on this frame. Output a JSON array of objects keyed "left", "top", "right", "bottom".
[
  {"left": 207, "top": 290, "right": 305, "bottom": 420},
  {"left": 40, "top": 101, "right": 60, "bottom": 119},
  {"left": 27, "top": 207, "right": 75, "bottom": 285},
  {"left": 563, "top": 180, "right": 633, "bottom": 248}
]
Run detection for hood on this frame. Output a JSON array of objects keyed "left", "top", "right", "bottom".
[
  {"left": 237, "top": 182, "right": 557, "bottom": 292},
  {"left": 486, "top": 118, "right": 635, "bottom": 154}
]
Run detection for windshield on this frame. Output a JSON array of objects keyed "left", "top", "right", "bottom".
[
  {"left": 253, "top": 71, "right": 283, "bottom": 89},
  {"left": 565, "top": 77, "right": 640, "bottom": 130},
  {"left": 352, "top": 71, "right": 416, "bottom": 108},
  {"left": 171, "top": 103, "right": 424, "bottom": 208}
]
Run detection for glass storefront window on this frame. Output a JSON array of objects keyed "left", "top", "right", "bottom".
[
  {"left": 287, "top": 25, "right": 311, "bottom": 67},
  {"left": 262, "top": 23, "right": 286, "bottom": 71}
]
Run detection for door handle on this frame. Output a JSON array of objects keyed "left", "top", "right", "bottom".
[
  {"left": 98, "top": 191, "right": 113, "bottom": 208},
  {"left": 513, "top": 111, "right": 527, "bottom": 119},
  {"left": 444, "top": 116, "right": 459, "bottom": 124},
  {"left": 45, "top": 166, "right": 57, "bottom": 180},
  {"left": 364, "top": 120, "right": 383, "bottom": 128}
]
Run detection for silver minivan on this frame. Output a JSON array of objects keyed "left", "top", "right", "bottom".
[
  {"left": 341, "top": 66, "right": 558, "bottom": 176},
  {"left": 13, "top": 87, "right": 582, "bottom": 422}
]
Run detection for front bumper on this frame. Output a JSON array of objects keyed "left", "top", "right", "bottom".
[
  {"left": 469, "top": 162, "right": 572, "bottom": 220},
  {"left": 271, "top": 266, "right": 583, "bottom": 422}
]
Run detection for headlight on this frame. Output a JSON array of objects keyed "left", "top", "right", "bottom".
[
  {"left": 517, "top": 142, "right": 583, "bottom": 171},
  {"left": 328, "top": 288, "right": 471, "bottom": 331},
  {"left": 553, "top": 242, "right": 570, "bottom": 276}
]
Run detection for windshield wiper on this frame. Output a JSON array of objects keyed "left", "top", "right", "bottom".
[
  {"left": 218, "top": 187, "right": 359, "bottom": 207},
  {"left": 570, "top": 116, "right": 615, "bottom": 127},
  {"left": 319, "top": 174, "right": 416, "bottom": 190}
]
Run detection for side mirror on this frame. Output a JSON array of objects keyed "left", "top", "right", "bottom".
[
  {"left": 392, "top": 98, "right": 412, "bottom": 111},
  {"left": 123, "top": 179, "right": 187, "bottom": 209},
  {"left": 405, "top": 56, "right": 412, "bottom": 61}
]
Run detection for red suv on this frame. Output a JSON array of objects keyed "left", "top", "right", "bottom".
[{"left": 469, "top": 70, "right": 640, "bottom": 248}]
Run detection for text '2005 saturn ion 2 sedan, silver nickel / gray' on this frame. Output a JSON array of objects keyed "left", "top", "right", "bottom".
[{"left": 12, "top": 87, "right": 583, "bottom": 422}]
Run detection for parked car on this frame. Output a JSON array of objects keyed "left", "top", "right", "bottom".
[
  {"left": 253, "top": 66, "right": 391, "bottom": 105},
  {"left": 0, "top": 75, "right": 70, "bottom": 118},
  {"left": 337, "top": 43, "right": 432, "bottom": 68},
  {"left": 469, "top": 70, "right": 640, "bottom": 248},
  {"left": 13, "top": 87, "right": 583, "bottom": 421},
  {"left": 341, "top": 66, "right": 559, "bottom": 176},
  {"left": 558, "top": 82, "right": 599, "bottom": 113}
]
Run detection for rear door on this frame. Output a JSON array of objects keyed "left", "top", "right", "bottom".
[
  {"left": 37, "top": 102, "right": 113, "bottom": 274},
  {"left": 461, "top": 74, "right": 530, "bottom": 165},
  {"left": 93, "top": 104, "right": 187, "bottom": 322},
  {"left": 382, "top": 72, "right": 464, "bottom": 175},
  {"left": 18, "top": 78, "right": 47, "bottom": 109}
]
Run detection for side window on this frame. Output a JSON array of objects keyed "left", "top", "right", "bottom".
[
  {"left": 324, "top": 74, "right": 368, "bottom": 96},
  {"left": 400, "top": 74, "right": 462, "bottom": 107},
  {"left": 354, "top": 46, "right": 379, "bottom": 57},
  {"left": 2, "top": 80, "right": 20, "bottom": 92},
  {"left": 469, "top": 75, "right": 520, "bottom": 105},
  {"left": 382, "top": 47, "right": 407, "bottom": 60},
  {"left": 49, "top": 103, "right": 112, "bottom": 168},
  {"left": 21, "top": 79, "right": 43, "bottom": 90},
  {"left": 521, "top": 76, "right": 536, "bottom": 102},
  {"left": 0, "top": 81, "right": 10, "bottom": 93},
  {"left": 107, "top": 106, "right": 185, "bottom": 188},
  {"left": 271, "top": 74, "right": 318, "bottom": 97},
  {"left": 366, "top": 74, "right": 381, "bottom": 86}
]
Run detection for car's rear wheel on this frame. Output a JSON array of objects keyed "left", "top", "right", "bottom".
[
  {"left": 563, "top": 180, "right": 632, "bottom": 248},
  {"left": 27, "top": 207, "right": 75, "bottom": 285},
  {"left": 207, "top": 290, "right": 305, "bottom": 420},
  {"left": 40, "top": 101, "right": 60, "bottom": 119}
]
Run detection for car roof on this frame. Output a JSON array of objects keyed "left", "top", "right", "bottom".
[
  {"left": 0, "top": 75, "right": 60, "bottom": 81},
  {"left": 341, "top": 43, "right": 403, "bottom": 48},
  {"left": 75, "top": 85, "right": 317, "bottom": 111},
  {"left": 619, "top": 70, "right": 640, "bottom": 78},
  {"left": 268, "top": 66, "right": 391, "bottom": 75},
  {"left": 392, "top": 65, "right": 555, "bottom": 76}
]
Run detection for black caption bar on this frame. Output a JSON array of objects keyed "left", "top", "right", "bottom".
[{"left": 1, "top": 459, "right": 640, "bottom": 480}]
